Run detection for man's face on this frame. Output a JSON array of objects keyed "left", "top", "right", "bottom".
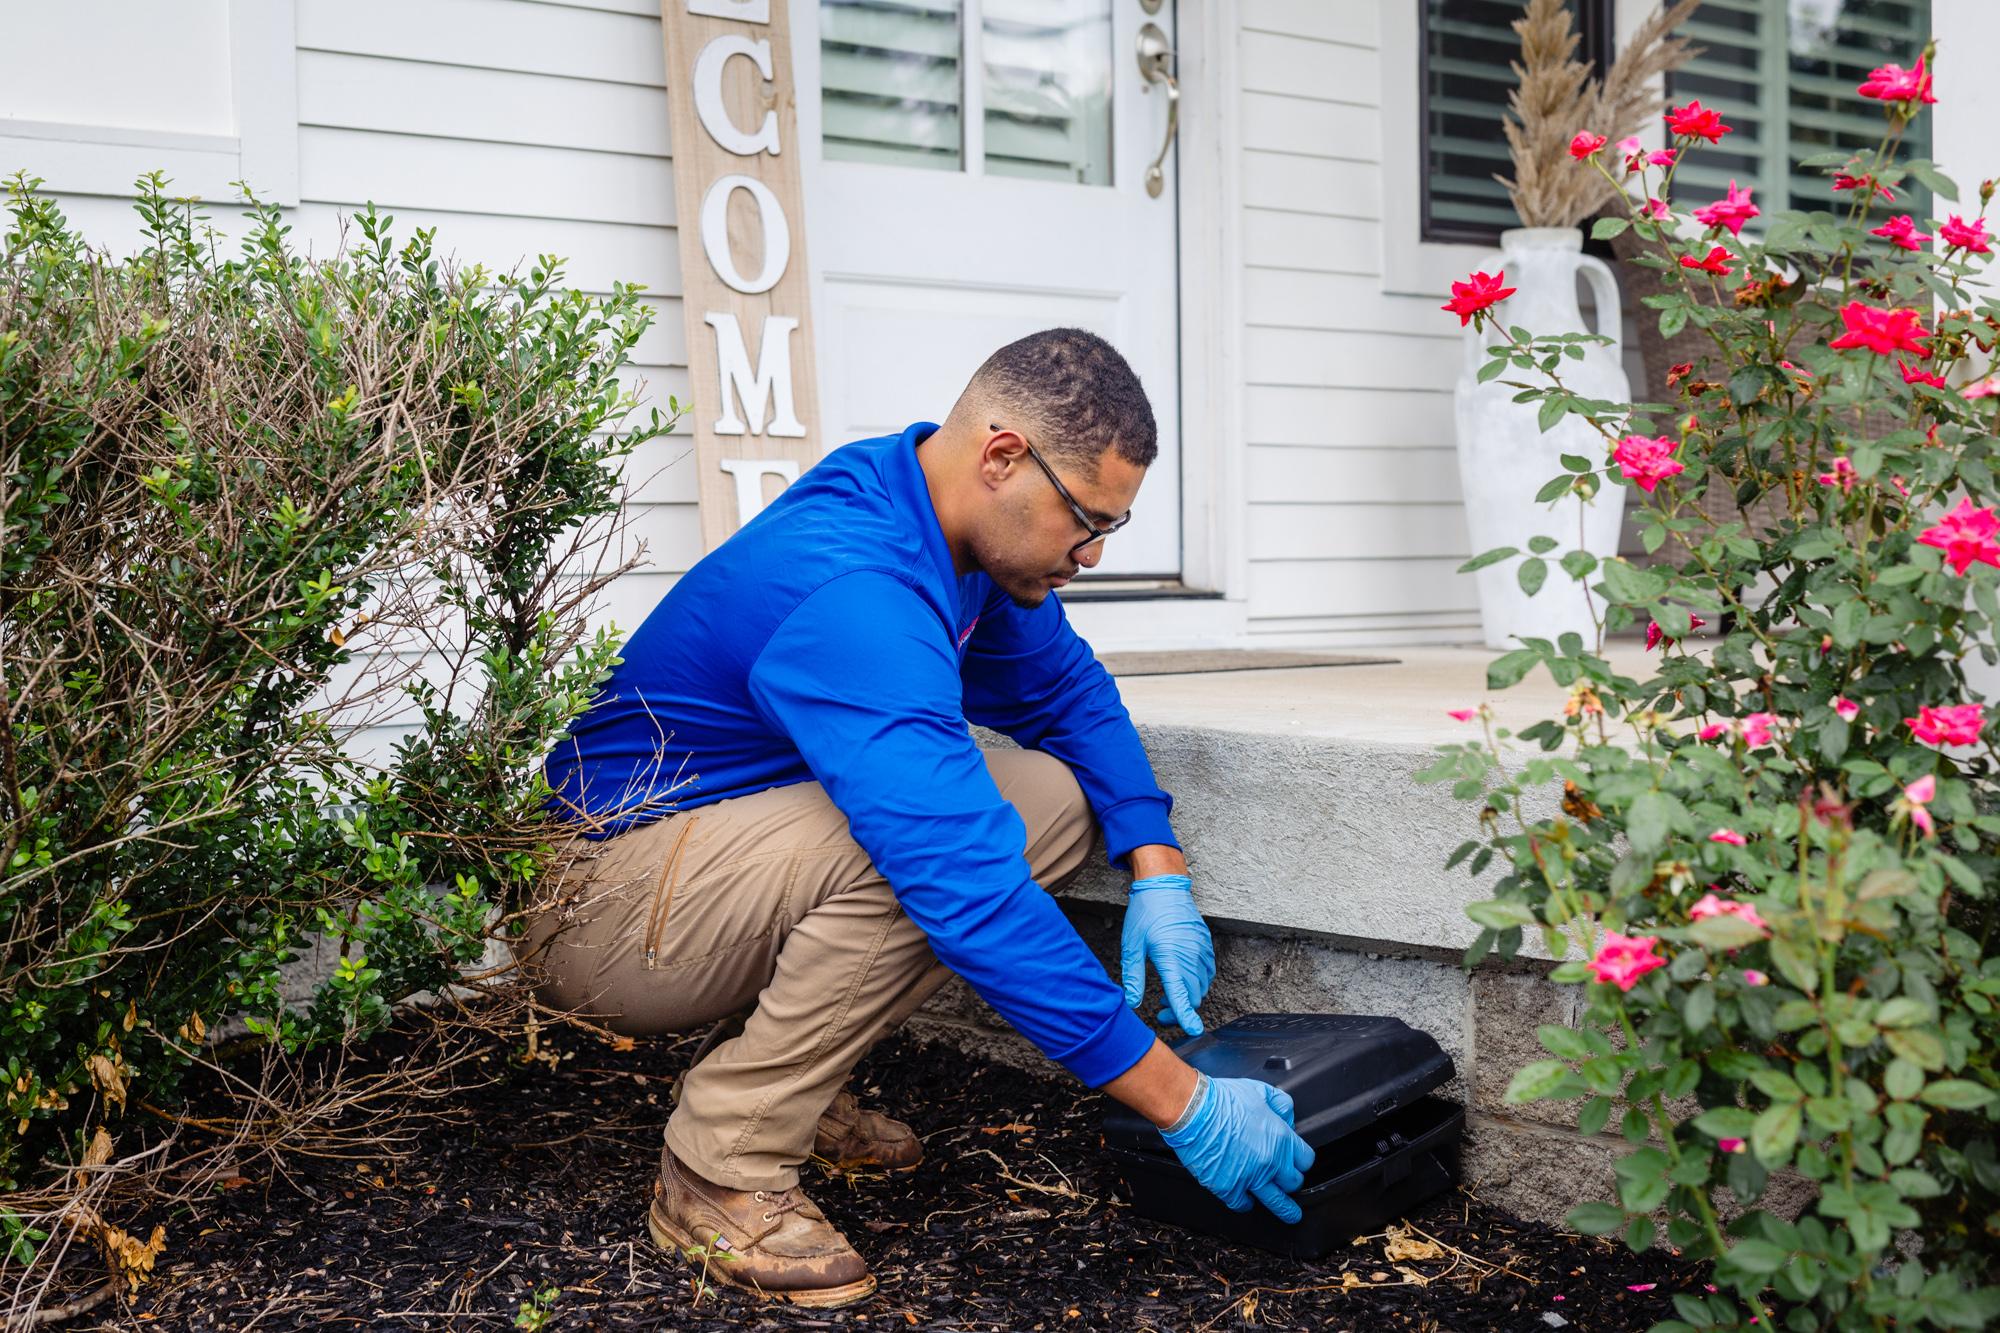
[{"left": 974, "top": 429, "right": 1146, "bottom": 610}]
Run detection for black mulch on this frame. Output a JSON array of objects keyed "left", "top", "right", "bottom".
[{"left": 97, "top": 1022, "right": 1707, "bottom": 1331}]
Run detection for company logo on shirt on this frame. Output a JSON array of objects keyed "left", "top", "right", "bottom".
[{"left": 956, "top": 616, "right": 980, "bottom": 648}]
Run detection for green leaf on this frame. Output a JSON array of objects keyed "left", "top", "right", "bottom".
[
  {"left": 1688, "top": 913, "right": 1768, "bottom": 951},
  {"left": 1920, "top": 1079, "right": 1998, "bottom": 1110},
  {"left": 1693, "top": 1107, "right": 1756, "bottom": 1139},
  {"left": 1577, "top": 1095, "right": 1612, "bottom": 1137},
  {"left": 1626, "top": 790, "right": 1680, "bottom": 856},
  {"left": 1537, "top": 396, "right": 1567, "bottom": 434},
  {"left": 1560, "top": 549, "right": 1598, "bottom": 580},
  {"left": 1876, "top": 997, "right": 1930, "bottom": 1029},
  {"left": 1624, "top": 1214, "right": 1655, "bottom": 1253},
  {"left": 1726, "top": 1238, "right": 1791, "bottom": 1274},
  {"left": 1476, "top": 358, "right": 1509, "bottom": 384},
  {"left": 1487, "top": 648, "right": 1541, "bottom": 690},
  {"left": 1506, "top": 1060, "right": 1583, "bottom": 1104},
  {"left": 1457, "top": 545, "right": 1519, "bottom": 574},
  {"left": 1527, "top": 534, "right": 1559, "bottom": 554},
  {"left": 1752, "top": 1100, "right": 1802, "bottom": 1165},
  {"left": 1466, "top": 899, "right": 1539, "bottom": 929},
  {"left": 1884, "top": 1026, "right": 1945, "bottom": 1071},
  {"left": 1904, "top": 158, "right": 1960, "bottom": 201},
  {"left": 1537, "top": 1024, "right": 1594, "bottom": 1061},
  {"left": 1769, "top": 936, "right": 1819, "bottom": 994},
  {"left": 1535, "top": 473, "right": 1573, "bottom": 504},
  {"left": 1518, "top": 558, "right": 1548, "bottom": 596},
  {"left": 1565, "top": 1201, "right": 1625, "bottom": 1236},
  {"left": 1884, "top": 1058, "right": 1924, "bottom": 1101},
  {"left": 1591, "top": 216, "right": 1631, "bottom": 240}
]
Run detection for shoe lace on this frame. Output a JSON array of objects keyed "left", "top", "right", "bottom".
[{"left": 753, "top": 1187, "right": 810, "bottom": 1224}]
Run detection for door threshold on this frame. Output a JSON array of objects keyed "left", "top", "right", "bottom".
[{"left": 1061, "top": 580, "right": 1223, "bottom": 602}]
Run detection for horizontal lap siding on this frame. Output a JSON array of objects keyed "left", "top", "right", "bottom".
[
  {"left": 19, "top": 0, "right": 698, "bottom": 764},
  {"left": 292, "top": 0, "right": 696, "bottom": 759},
  {"left": 1236, "top": 3, "right": 1477, "bottom": 640},
  {"left": 293, "top": 0, "right": 697, "bottom": 596}
]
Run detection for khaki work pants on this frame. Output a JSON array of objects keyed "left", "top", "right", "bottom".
[{"left": 525, "top": 748, "right": 1096, "bottom": 1191}]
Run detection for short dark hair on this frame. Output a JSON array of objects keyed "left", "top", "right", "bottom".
[{"left": 968, "top": 328, "right": 1157, "bottom": 476}]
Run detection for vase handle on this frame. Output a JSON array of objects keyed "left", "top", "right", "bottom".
[{"left": 1577, "top": 254, "right": 1622, "bottom": 352}]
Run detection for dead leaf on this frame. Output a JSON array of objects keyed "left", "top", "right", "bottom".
[
  {"left": 609, "top": 1036, "right": 636, "bottom": 1052},
  {"left": 84, "top": 1127, "right": 115, "bottom": 1169},
  {"left": 1384, "top": 1223, "right": 1446, "bottom": 1263},
  {"left": 980, "top": 1122, "right": 1034, "bottom": 1134}
]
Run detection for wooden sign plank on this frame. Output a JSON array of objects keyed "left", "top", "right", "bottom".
[{"left": 659, "top": 0, "right": 821, "bottom": 549}]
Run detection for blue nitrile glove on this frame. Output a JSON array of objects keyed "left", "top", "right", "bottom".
[
  {"left": 1119, "top": 873, "right": 1216, "bottom": 1034},
  {"left": 1161, "top": 1073, "right": 1316, "bottom": 1223}
]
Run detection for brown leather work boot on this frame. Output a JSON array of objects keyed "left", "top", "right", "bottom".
[
  {"left": 647, "top": 1148, "right": 876, "bottom": 1308},
  {"left": 812, "top": 1089, "right": 922, "bottom": 1173}
]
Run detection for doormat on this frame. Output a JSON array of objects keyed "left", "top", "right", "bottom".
[{"left": 1097, "top": 649, "right": 1400, "bottom": 677}]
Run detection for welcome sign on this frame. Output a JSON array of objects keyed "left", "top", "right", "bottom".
[{"left": 659, "top": 0, "right": 821, "bottom": 549}]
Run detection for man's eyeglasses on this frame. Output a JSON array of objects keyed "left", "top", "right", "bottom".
[{"left": 992, "top": 423, "right": 1133, "bottom": 559}]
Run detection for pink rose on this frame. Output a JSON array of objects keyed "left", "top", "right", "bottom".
[
  {"left": 1588, "top": 931, "right": 1668, "bottom": 992},
  {"left": 1569, "top": 131, "right": 1609, "bottom": 160},
  {"left": 1680, "top": 245, "right": 1735, "bottom": 276},
  {"left": 1693, "top": 181, "right": 1760, "bottom": 237},
  {"left": 1817, "top": 457, "right": 1857, "bottom": 493},
  {"left": 1917, "top": 497, "right": 2000, "bottom": 575},
  {"left": 1689, "top": 890, "right": 1770, "bottom": 934},
  {"left": 1939, "top": 214, "right": 1993, "bottom": 254},
  {"left": 1906, "top": 702, "right": 1985, "bottom": 748},
  {"left": 1698, "top": 723, "right": 1729, "bottom": 741},
  {"left": 1741, "top": 712, "right": 1777, "bottom": 748},
  {"left": 1442, "top": 270, "right": 1517, "bottom": 327},
  {"left": 1709, "top": 829, "right": 1749, "bottom": 846},
  {"left": 1613, "top": 434, "right": 1685, "bottom": 493},
  {"left": 1742, "top": 969, "right": 1769, "bottom": 987},
  {"left": 1829, "top": 302, "right": 1932, "bottom": 356},
  {"left": 1870, "top": 214, "right": 1931, "bottom": 251},
  {"left": 1856, "top": 55, "right": 1936, "bottom": 106},
  {"left": 1718, "top": 1137, "right": 1748, "bottom": 1154},
  {"left": 1962, "top": 376, "right": 2000, "bottom": 400},
  {"left": 1900, "top": 360, "right": 1948, "bottom": 389},
  {"left": 1833, "top": 697, "right": 1859, "bottom": 722},
  {"left": 1666, "top": 101, "right": 1732, "bottom": 143},
  {"left": 1448, "top": 708, "right": 1479, "bottom": 722}
]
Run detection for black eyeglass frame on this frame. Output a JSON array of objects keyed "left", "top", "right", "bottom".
[{"left": 990, "top": 423, "right": 1133, "bottom": 559}]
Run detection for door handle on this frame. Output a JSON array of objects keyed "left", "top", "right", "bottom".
[{"left": 1135, "top": 22, "right": 1178, "bottom": 198}]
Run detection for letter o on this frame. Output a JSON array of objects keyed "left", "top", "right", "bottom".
[{"left": 700, "top": 174, "right": 791, "bottom": 295}]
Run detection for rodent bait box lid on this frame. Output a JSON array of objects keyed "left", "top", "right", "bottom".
[{"left": 1101, "top": 1014, "right": 1456, "bottom": 1154}]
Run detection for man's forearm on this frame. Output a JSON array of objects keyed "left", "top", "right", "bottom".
[
  {"left": 1128, "top": 843, "right": 1188, "bottom": 880},
  {"left": 1101, "top": 1037, "right": 1202, "bottom": 1127}
]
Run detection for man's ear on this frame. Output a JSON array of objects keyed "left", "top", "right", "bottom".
[{"left": 978, "top": 425, "right": 1028, "bottom": 487}]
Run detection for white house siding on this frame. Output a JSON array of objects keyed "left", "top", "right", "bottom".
[
  {"left": 1234, "top": 0, "right": 1480, "bottom": 645},
  {"left": 6, "top": 0, "right": 702, "bottom": 757}
]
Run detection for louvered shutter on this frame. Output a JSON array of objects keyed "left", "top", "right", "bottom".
[
  {"left": 1423, "top": 0, "right": 1536, "bottom": 239},
  {"left": 1670, "top": 0, "right": 1931, "bottom": 216},
  {"left": 981, "top": 1, "right": 1111, "bottom": 185},
  {"left": 820, "top": 0, "right": 964, "bottom": 171}
]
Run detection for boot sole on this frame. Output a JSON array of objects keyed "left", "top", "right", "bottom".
[{"left": 647, "top": 1198, "right": 877, "bottom": 1309}]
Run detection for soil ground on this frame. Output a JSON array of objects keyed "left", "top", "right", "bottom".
[{"left": 88, "top": 1021, "right": 1706, "bottom": 1331}]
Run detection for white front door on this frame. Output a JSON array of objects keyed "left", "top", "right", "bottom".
[{"left": 795, "top": 0, "right": 1182, "bottom": 580}]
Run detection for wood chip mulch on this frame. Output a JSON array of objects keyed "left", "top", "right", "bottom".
[{"left": 84, "top": 1021, "right": 1705, "bottom": 1331}]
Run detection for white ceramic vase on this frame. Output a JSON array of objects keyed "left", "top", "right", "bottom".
[{"left": 1452, "top": 227, "right": 1631, "bottom": 651}]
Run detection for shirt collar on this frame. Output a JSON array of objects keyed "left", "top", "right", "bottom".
[{"left": 890, "top": 420, "right": 962, "bottom": 593}]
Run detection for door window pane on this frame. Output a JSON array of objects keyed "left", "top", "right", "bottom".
[
  {"left": 821, "top": 0, "right": 964, "bottom": 171},
  {"left": 982, "top": 0, "right": 1112, "bottom": 185},
  {"left": 1671, "top": 0, "right": 1930, "bottom": 216}
]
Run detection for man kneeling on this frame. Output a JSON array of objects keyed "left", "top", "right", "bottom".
[{"left": 529, "top": 329, "right": 1311, "bottom": 1307}]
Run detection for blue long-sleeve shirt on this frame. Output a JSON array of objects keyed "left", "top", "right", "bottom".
[{"left": 543, "top": 422, "right": 1178, "bottom": 1086}]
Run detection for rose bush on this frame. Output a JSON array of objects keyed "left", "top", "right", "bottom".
[{"left": 1423, "top": 45, "right": 2000, "bottom": 1333}]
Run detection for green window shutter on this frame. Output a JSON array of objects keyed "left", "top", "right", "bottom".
[
  {"left": 820, "top": 0, "right": 965, "bottom": 171},
  {"left": 1671, "top": 0, "right": 1931, "bottom": 217},
  {"left": 1422, "top": 1, "right": 1616, "bottom": 242}
]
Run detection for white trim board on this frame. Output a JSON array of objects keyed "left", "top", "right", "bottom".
[{"left": 1, "top": 1, "right": 297, "bottom": 204}]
